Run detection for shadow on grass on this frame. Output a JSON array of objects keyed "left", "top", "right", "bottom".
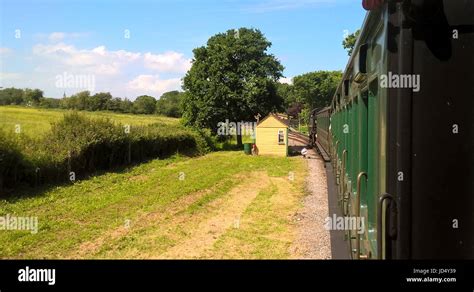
[
  {"left": 216, "top": 142, "right": 244, "bottom": 152},
  {"left": 0, "top": 148, "right": 200, "bottom": 203},
  {"left": 1, "top": 140, "right": 250, "bottom": 202}
]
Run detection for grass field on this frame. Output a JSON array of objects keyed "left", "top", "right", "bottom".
[
  {"left": 0, "top": 106, "right": 179, "bottom": 137},
  {"left": 0, "top": 106, "right": 306, "bottom": 259},
  {"left": 0, "top": 152, "right": 306, "bottom": 259}
]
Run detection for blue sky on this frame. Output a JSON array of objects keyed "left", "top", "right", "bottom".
[{"left": 0, "top": 0, "right": 366, "bottom": 99}]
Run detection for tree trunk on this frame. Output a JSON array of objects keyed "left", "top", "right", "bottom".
[{"left": 236, "top": 134, "right": 243, "bottom": 147}]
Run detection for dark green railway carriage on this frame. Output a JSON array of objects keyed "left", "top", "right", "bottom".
[
  {"left": 311, "top": 107, "right": 331, "bottom": 159},
  {"left": 316, "top": 0, "right": 474, "bottom": 259}
]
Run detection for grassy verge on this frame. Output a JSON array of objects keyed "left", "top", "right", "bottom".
[{"left": 0, "top": 152, "right": 306, "bottom": 259}]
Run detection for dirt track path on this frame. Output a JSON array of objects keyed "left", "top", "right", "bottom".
[{"left": 159, "top": 172, "right": 271, "bottom": 259}]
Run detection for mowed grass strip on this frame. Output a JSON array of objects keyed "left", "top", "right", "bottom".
[
  {"left": 0, "top": 152, "right": 305, "bottom": 259},
  {"left": 203, "top": 175, "right": 306, "bottom": 259},
  {"left": 0, "top": 106, "right": 179, "bottom": 138}
]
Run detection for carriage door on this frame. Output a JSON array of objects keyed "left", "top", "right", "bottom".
[{"left": 351, "top": 90, "right": 370, "bottom": 259}]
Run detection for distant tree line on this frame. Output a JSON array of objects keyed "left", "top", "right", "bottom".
[
  {"left": 0, "top": 87, "right": 184, "bottom": 117},
  {"left": 0, "top": 88, "right": 44, "bottom": 106},
  {"left": 276, "top": 70, "right": 342, "bottom": 123}
]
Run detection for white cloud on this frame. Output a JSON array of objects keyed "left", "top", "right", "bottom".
[
  {"left": 33, "top": 42, "right": 75, "bottom": 55},
  {"left": 144, "top": 51, "right": 191, "bottom": 73},
  {"left": 32, "top": 43, "right": 190, "bottom": 76},
  {"left": 33, "top": 43, "right": 141, "bottom": 75},
  {"left": 127, "top": 74, "right": 182, "bottom": 97},
  {"left": 10, "top": 41, "right": 190, "bottom": 99}
]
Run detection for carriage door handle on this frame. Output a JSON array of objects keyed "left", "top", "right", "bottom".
[
  {"left": 340, "top": 150, "right": 348, "bottom": 206},
  {"left": 355, "top": 172, "right": 368, "bottom": 259},
  {"left": 377, "top": 193, "right": 397, "bottom": 259}
]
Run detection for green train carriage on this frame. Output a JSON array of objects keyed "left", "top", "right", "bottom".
[{"left": 315, "top": 0, "right": 474, "bottom": 259}]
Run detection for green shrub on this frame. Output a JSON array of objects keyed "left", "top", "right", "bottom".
[
  {"left": 188, "top": 128, "right": 218, "bottom": 154},
  {"left": 0, "top": 130, "right": 28, "bottom": 190},
  {"left": 0, "top": 112, "right": 213, "bottom": 195}
]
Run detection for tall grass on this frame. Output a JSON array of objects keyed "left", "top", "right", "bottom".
[{"left": 0, "top": 112, "right": 211, "bottom": 195}]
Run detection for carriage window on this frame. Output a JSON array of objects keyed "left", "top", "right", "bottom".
[{"left": 278, "top": 130, "right": 285, "bottom": 145}]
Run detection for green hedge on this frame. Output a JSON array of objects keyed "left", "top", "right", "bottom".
[
  {"left": 0, "top": 113, "right": 211, "bottom": 194},
  {"left": 0, "top": 131, "right": 28, "bottom": 189}
]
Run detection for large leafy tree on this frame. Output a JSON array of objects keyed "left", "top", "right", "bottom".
[
  {"left": 276, "top": 82, "right": 296, "bottom": 108},
  {"left": 292, "top": 71, "right": 342, "bottom": 110},
  {"left": 156, "top": 90, "right": 184, "bottom": 118},
  {"left": 119, "top": 98, "right": 134, "bottom": 113},
  {"left": 133, "top": 95, "right": 156, "bottom": 114},
  {"left": 70, "top": 91, "right": 91, "bottom": 110},
  {"left": 0, "top": 87, "right": 43, "bottom": 105},
  {"left": 23, "top": 88, "right": 43, "bottom": 105},
  {"left": 88, "top": 92, "right": 112, "bottom": 111},
  {"left": 39, "top": 97, "right": 60, "bottom": 108},
  {"left": 343, "top": 29, "right": 360, "bottom": 56},
  {"left": 0, "top": 88, "right": 26, "bottom": 105},
  {"left": 106, "top": 97, "right": 123, "bottom": 112},
  {"left": 58, "top": 90, "right": 89, "bottom": 110},
  {"left": 182, "top": 28, "right": 284, "bottom": 145}
]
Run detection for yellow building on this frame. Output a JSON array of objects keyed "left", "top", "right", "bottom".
[{"left": 255, "top": 113, "right": 289, "bottom": 156}]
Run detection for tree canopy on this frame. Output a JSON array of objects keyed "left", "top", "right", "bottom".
[
  {"left": 156, "top": 90, "right": 184, "bottom": 118},
  {"left": 0, "top": 87, "right": 43, "bottom": 105},
  {"left": 182, "top": 27, "right": 284, "bottom": 144},
  {"left": 343, "top": 29, "right": 361, "bottom": 56},
  {"left": 23, "top": 89, "right": 43, "bottom": 105},
  {"left": 276, "top": 82, "right": 295, "bottom": 108},
  {"left": 133, "top": 95, "right": 157, "bottom": 114},
  {"left": 292, "top": 71, "right": 342, "bottom": 110},
  {"left": 275, "top": 71, "right": 342, "bottom": 123}
]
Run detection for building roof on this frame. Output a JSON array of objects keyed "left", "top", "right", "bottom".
[{"left": 257, "top": 113, "right": 289, "bottom": 127}]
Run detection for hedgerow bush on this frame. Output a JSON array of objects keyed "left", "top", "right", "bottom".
[
  {"left": 188, "top": 127, "right": 218, "bottom": 153},
  {"left": 0, "top": 112, "right": 213, "bottom": 195},
  {"left": 0, "top": 130, "right": 28, "bottom": 190}
]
